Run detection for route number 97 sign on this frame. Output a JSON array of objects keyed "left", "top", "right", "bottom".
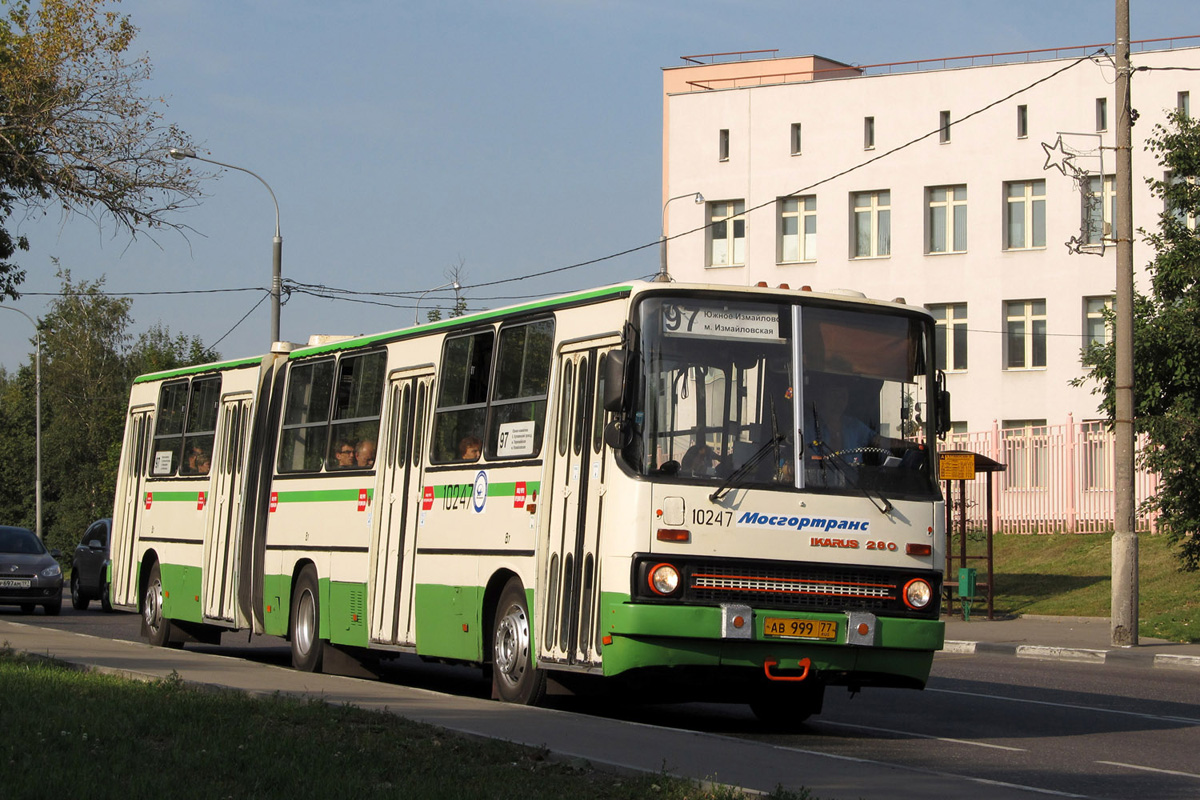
[{"left": 661, "top": 304, "right": 781, "bottom": 342}]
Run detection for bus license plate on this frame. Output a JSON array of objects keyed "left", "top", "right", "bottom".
[{"left": 763, "top": 617, "right": 837, "bottom": 640}]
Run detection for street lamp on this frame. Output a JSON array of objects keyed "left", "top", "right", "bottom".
[
  {"left": 658, "top": 192, "right": 704, "bottom": 282},
  {"left": 169, "top": 147, "right": 283, "bottom": 345},
  {"left": 414, "top": 281, "right": 461, "bottom": 325},
  {"left": 1, "top": 306, "right": 41, "bottom": 540}
]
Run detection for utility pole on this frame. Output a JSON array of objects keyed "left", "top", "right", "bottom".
[{"left": 1111, "top": 0, "right": 1138, "bottom": 647}]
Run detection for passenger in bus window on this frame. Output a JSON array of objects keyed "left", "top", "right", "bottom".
[
  {"left": 331, "top": 439, "right": 356, "bottom": 470},
  {"left": 680, "top": 442, "right": 719, "bottom": 476},
  {"left": 458, "top": 435, "right": 482, "bottom": 461},
  {"left": 184, "top": 443, "right": 212, "bottom": 476},
  {"left": 355, "top": 438, "right": 376, "bottom": 468}
]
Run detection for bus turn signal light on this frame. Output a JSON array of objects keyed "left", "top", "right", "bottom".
[
  {"left": 657, "top": 528, "right": 690, "bottom": 543},
  {"left": 906, "top": 543, "right": 932, "bottom": 556}
]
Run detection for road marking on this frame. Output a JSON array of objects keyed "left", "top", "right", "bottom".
[
  {"left": 928, "top": 687, "right": 1200, "bottom": 726},
  {"left": 819, "top": 720, "right": 1027, "bottom": 751},
  {"left": 1096, "top": 761, "right": 1200, "bottom": 780}
]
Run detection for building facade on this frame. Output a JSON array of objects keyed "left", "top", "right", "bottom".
[{"left": 661, "top": 41, "right": 1199, "bottom": 436}]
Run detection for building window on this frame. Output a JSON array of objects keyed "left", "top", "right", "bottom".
[
  {"left": 929, "top": 303, "right": 968, "bottom": 372},
  {"left": 927, "top": 185, "right": 967, "bottom": 254},
  {"left": 864, "top": 116, "right": 875, "bottom": 149},
  {"left": 1005, "top": 180, "right": 1046, "bottom": 250},
  {"left": 1085, "top": 174, "right": 1117, "bottom": 245},
  {"left": 1165, "top": 172, "right": 1198, "bottom": 231},
  {"left": 1081, "top": 419, "right": 1111, "bottom": 490},
  {"left": 852, "top": 190, "right": 890, "bottom": 258},
  {"left": 708, "top": 200, "right": 745, "bottom": 267},
  {"left": 1017, "top": 105, "right": 1028, "bottom": 138},
  {"left": 779, "top": 195, "right": 817, "bottom": 263},
  {"left": 1096, "top": 97, "right": 1108, "bottom": 132},
  {"left": 790, "top": 123, "right": 802, "bottom": 155},
  {"left": 1180, "top": 91, "right": 1191, "bottom": 117},
  {"left": 1084, "top": 296, "right": 1113, "bottom": 349},
  {"left": 719, "top": 128, "right": 729, "bottom": 161},
  {"left": 1002, "top": 419, "right": 1048, "bottom": 490},
  {"left": 1005, "top": 299, "right": 1047, "bottom": 369},
  {"left": 939, "top": 110, "right": 951, "bottom": 143}
]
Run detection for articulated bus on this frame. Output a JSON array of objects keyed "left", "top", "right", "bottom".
[{"left": 109, "top": 280, "right": 949, "bottom": 722}]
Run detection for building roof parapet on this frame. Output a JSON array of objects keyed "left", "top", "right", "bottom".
[{"left": 675, "top": 35, "right": 1200, "bottom": 92}]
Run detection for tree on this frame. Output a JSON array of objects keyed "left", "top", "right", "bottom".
[
  {"left": 1078, "top": 108, "right": 1200, "bottom": 571},
  {"left": 0, "top": 0, "right": 202, "bottom": 300},
  {"left": 0, "top": 267, "right": 215, "bottom": 550},
  {"left": 38, "top": 266, "right": 133, "bottom": 549}
]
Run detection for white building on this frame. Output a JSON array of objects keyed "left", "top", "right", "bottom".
[{"left": 660, "top": 41, "right": 1199, "bottom": 436}]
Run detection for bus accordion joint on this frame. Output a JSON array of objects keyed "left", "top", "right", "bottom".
[{"left": 764, "top": 657, "right": 812, "bottom": 682}]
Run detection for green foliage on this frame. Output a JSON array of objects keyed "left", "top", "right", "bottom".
[
  {"left": 0, "top": 0, "right": 201, "bottom": 298},
  {"left": 1077, "top": 109, "right": 1200, "bottom": 572},
  {"left": 0, "top": 651, "right": 823, "bottom": 800},
  {"left": 0, "top": 268, "right": 214, "bottom": 550},
  {"left": 952, "top": 531, "right": 1200, "bottom": 642}
]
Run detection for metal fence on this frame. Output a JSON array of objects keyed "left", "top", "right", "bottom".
[{"left": 945, "top": 415, "right": 1160, "bottom": 534}]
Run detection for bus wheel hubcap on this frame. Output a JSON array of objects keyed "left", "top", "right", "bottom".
[{"left": 495, "top": 604, "right": 528, "bottom": 684}]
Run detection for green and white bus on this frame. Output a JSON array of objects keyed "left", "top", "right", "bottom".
[{"left": 109, "top": 280, "right": 949, "bottom": 721}]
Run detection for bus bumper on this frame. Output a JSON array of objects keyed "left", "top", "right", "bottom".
[{"left": 599, "top": 596, "right": 944, "bottom": 688}]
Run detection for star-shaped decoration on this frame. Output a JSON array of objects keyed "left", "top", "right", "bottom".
[{"left": 1042, "top": 135, "right": 1078, "bottom": 176}]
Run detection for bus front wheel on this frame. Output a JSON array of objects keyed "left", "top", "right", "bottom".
[
  {"left": 491, "top": 578, "right": 546, "bottom": 705},
  {"left": 290, "top": 566, "right": 324, "bottom": 672}
]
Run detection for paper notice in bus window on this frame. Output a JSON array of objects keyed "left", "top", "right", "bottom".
[
  {"left": 153, "top": 451, "right": 173, "bottom": 475},
  {"left": 662, "top": 305, "right": 781, "bottom": 342},
  {"left": 496, "top": 420, "right": 536, "bottom": 457}
]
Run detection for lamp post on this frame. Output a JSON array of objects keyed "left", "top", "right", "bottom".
[
  {"left": 658, "top": 192, "right": 704, "bottom": 282},
  {"left": 414, "top": 281, "right": 461, "bottom": 325},
  {"left": 1, "top": 306, "right": 41, "bottom": 540},
  {"left": 169, "top": 147, "right": 283, "bottom": 345}
]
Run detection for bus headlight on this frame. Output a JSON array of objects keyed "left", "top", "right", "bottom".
[
  {"left": 648, "top": 563, "right": 681, "bottom": 596},
  {"left": 902, "top": 578, "right": 933, "bottom": 610}
]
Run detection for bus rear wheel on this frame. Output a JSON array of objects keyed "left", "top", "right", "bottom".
[
  {"left": 144, "top": 561, "right": 181, "bottom": 649},
  {"left": 491, "top": 578, "right": 546, "bottom": 705},
  {"left": 290, "top": 566, "right": 324, "bottom": 672}
]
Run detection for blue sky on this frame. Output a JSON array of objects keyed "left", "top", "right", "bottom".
[{"left": 1, "top": 0, "right": 1195, "bottom": 370}]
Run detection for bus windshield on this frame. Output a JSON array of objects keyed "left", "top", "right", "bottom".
[{"left": 627, "top": 295, "right": 938, "bottom": 500}]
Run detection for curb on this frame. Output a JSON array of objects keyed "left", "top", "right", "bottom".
[{"left": 942, "top": 640, "right": 1200, "bottom": 670}]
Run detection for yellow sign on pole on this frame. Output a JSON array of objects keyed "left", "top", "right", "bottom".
[{"left": 939, "top": 452, "right": 975, "bottom": 481}]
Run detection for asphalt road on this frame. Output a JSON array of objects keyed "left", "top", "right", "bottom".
[{"left": 6, "top": 603, "right": 1200, "bottom": 799}]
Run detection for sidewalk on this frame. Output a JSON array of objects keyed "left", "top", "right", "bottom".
[{"left": 943, "top": 613, "right": 1200, "bottom": 670}]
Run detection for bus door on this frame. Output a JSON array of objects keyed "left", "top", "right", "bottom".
[
  {"left": 368, "top": 368, "right": 433, "bottom": 647},
  {"left": 202, "top": 395, "right": 252, "bottom": 625},
  {"left": 112, "top": 407, "right": 153, "bottom": 608},
  {"left": 541, "top": 341, "right": 614, "bottom": 668}
]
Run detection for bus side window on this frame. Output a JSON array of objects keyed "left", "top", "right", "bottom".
[
  {"left": 327, "top": 351, "right": 387, "bottom": 470},
  {"left": 151, "top": 380, "right": 189, "bottom": 476},
  {"left": 487, "top": 319, "right": 553, "bottom": 460},
  {"left": 278, "top": 360, "right": 336, "bottom": 473},
  {"left": 431, "top": 330, "right": 494, "bottom": 463}
]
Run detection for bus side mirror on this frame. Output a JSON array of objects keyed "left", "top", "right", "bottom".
[
  {"left": 935, "top": 370, "right": 951, "bottom": 438},
  {"left": 603, "top": 349, "right": 629, "bottom": 412},
  {"left": 937, "top": 390, "right": 951, "bottom": 436}
]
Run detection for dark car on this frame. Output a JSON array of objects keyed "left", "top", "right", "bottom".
[
  {"left": 70, "top": 518, "right": 113, "bottom": 612},
  {"left": 0, "top": 525, "right": 63, "bottom": 615}
]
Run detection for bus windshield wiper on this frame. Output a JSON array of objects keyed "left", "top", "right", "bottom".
[
  {"left": 709, "top": 433, "right": 786, "bottom": 503},
  {"left": 809, "top": 437, "right": 893, "bottom": 515}
]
